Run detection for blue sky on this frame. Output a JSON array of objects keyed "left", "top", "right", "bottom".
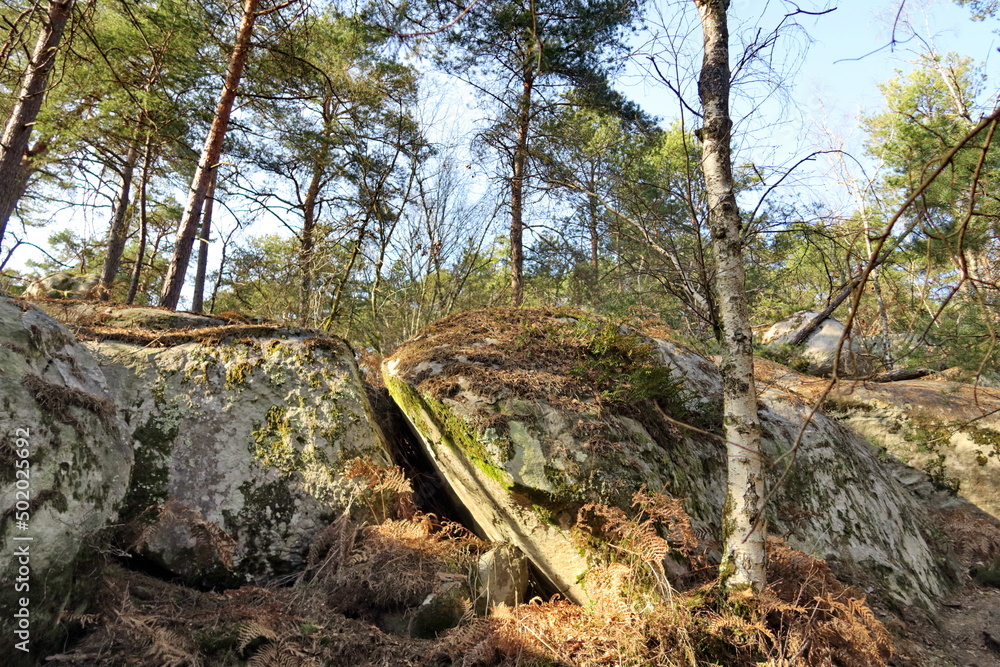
[{"left": 7, "top": 0, "right": 998, "bottom": 285}]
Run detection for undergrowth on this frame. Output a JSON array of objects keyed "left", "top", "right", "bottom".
[
  {"left": 56, "top": 462, "right": 892, "bottom": 666},
  {"left": 392, "top": 308, "right": 714, "bottom": 433}
]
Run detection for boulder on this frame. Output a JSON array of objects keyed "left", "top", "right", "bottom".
[
  {"left": 84, "top": 325, "right": 392, "bottom": 586},
  {"left": 762, "top": 310, "right": 869, "bottom": 377},
  {"left": 474, "top": 544, "right": 529, "bottom": 611},
  {"left": 0, "top": 296, "right": 133, "bottom": 662},
  {"left": 778, "top": 370, "right": 1000, "bottom": 521},
  {"left": 384, "top": 308, "right": 959, "bottom": 608},
  {"left": 23, "top": 271, "right": 99, "bottom": 299},
  {"left": 34, "top": 302, "right": 226, "bottom": 330}
]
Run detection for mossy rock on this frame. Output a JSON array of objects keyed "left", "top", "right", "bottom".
[
  {"left": 88, "top": 327, "right": 391, "bottom": 586},
  {"left": 23, "top": 271, "right": 99, "bottom": 300},
  {"left": 0, "top": 296, "right": 133, "bottom": 663},
  {"left": 384, "top": 308, "right": 958, "bottom": 608}
]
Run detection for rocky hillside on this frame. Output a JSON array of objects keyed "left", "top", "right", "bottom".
[{"left": 2, "top": 299, "right": 998, "bottom": 666}]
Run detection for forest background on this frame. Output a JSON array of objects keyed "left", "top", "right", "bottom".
[{"left": 0, "top": 0, "right": 998, "bottom": 381}]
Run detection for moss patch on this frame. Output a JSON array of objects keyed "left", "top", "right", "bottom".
[
  {"left": 120, "top": 414, "right": 178, "bottom": 519},
  {"left": 385, "top": 373, "right": 512, "bottom": 488}
]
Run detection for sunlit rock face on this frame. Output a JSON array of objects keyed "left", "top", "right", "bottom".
[
  {"left": 762, "top": 310, "right": 870, "bottom": 378},
  {"left": 0, "top": 296, "right": 133, "bottom": 661},
  {"left": 81, "top": 315, "right": 391, "bottom": 586},
  {"left": 772, "top": 366, "right": 1000, "bottom": 522},
  {"left": 23, "top": 271, "right": 100, "bottom": 299},
  {"left": 384, "top": 308, "right": 958, "bottom": 608}
]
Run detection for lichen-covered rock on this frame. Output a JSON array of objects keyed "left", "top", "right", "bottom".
[
  {"left": 762, "top": 310, "right": 870, "bottom": 377},
  {"left": 23, "top": 271, "right": 99, "bottom": 299},
  {"left": 0, "top": 296, "right": 132, "bottom": 662},
  {"left": 780, "top": 371, "right": 1000, "bottom": 521},
  {"left": 86, "top": 327, "right": 391, "bottom": 586},
  {"left": 33, "top": 302, "right": 226, "bottom": 330},
  {"left": 384, "top": 308, "right": 958, "bottom": 608}
]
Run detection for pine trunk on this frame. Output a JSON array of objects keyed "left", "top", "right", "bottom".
[
  {"left": 190, "top": 174, "right": 217, "bottom": 313},
  {"left": 98, "top": 142, "right": 141, "bottom": 300},
  {"left": 299, "top": 167, "right": 323, "bottom": 324},
  {"left": 510, "top": 71, "right": 534, "bottom": 307},
  {"left": 695, "top": 0, "right": 766, "bottom": 592},
  {"left": 159, "top": 0, "right": 260, "bottom": 309},
  {"left": 126, "top": 139, "right": 154, "bottom": 305},
  {"left": 0, "top": 0, "right": 74, "bottom": 247}
]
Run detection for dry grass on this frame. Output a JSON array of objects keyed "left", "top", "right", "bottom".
[
  {"left": 21, "top": 372, "right": 116, "bottom": 429},
  {"left": 72, "top": 324, "right": 302, "bottom": 348},
  {"left": 933, "top": 508, "right": 1000, "bottom": 566},
  {"left": 56, "top": 464, "right": 892, "bottom": 667},
  {"left": 429, "top": 538, "right": 890, "bottom": 667}
]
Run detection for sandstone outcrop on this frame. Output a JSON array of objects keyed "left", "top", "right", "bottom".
[
  {"left": 767, "top": 366, "right": 1000, "bottom": 521},
  {"left": 762, "top": 310, "right": 870, "bottom": 377},
  {"left": 23, "top": 271, "right": 99, "bottom": 299},
  {"left": 384, "top": 308, "right": 959, "bottom": 607},
  {"left": 78, "top": 315, "right": 392, "bottom": 585},
  {"left": 0, "top": 296, "right": 133, "bottom": 661}
]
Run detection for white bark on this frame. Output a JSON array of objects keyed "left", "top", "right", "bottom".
[{"left": 694, "top": 0, "right": 766, "bottom": 591}]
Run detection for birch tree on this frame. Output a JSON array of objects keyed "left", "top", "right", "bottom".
[{"left": 694, "top": 0, "right": 766, "bottom": 592}]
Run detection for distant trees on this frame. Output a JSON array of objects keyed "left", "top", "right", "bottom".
[
  {"left": 233, "top": 9, "right": 423, "bottom": 326},
  {"left": 159, "top": 0, "right": 295, "bottom": 309},
  {"left": 861, "top": 52, "right": 1000, "bottom": 374},
  {"left": 432, "top": 0, "right": 643, "bottom": 306},
  {"left": 91, "top": 0, "right": 214, "bottom": 300}
]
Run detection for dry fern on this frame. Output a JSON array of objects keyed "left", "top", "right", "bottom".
[{"left": 343, "top": 457, "right": 417, "bottom": 522}]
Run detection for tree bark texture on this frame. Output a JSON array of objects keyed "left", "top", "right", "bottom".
[
  {"left": 126, "top": 139, "right": 154, "bottom": 305},
  {"left": 299, "top": 167, "right": 323, "bottom": 324},
  {"left": 509, "top": 71, "right": 535, "bottom": 307},
  {"left": 0, "top": 0, "right": 74, "bottom": 247},
  {"left": 695, "top": 0, "right": 766, "bottom": 592},
  {"left": 159, "top": 0, "right": 261, "bottom": 309},
  {"left": 98, "top": 142, "right": 141, "bottom": 300},
  {"left": 190, "top": 174, "right": 217, "bottom": 313}
]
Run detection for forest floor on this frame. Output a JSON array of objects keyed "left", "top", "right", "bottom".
[{"left": 885, "top": 582, "right": 1000, "bottom": 666}]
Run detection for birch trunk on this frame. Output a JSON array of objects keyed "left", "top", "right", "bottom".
[
  {"left": 694, "top": 0, "right": 766, "bottom": 592},
  {"left": 0, "top": 0, "right": 73, "bottom": 247},
  {"left": 159, "top": 0, "right": 261, "bottom": 309}
]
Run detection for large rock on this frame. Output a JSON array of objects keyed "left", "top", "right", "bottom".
[
  {"left": 0, "top": 296, "right": 133, "bottom": 662},
  {"left": 33, "top": 301, "right": 226, "bottom": 330},
  {"left": 81, "top": 318, "right": 391, "bottom": 586},
  {"left": 384, "top": 308, "right": 958, "bottom": 608},
  {"left": 777, "top": 370, "right": 1000, "bottom": 521},
  {"left": 23, "top": 271, "right": 99, "bottom": 299},
  {"left": 762, "top": 310, "right": 869, "bottom": 377}
]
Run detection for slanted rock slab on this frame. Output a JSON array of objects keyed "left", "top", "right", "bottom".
[
  {"left": 0, "top": 296, "right": 133, "bottom": 662},
  {"left": 384, "top": 308, "right": 958, "bottom": 608}
]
